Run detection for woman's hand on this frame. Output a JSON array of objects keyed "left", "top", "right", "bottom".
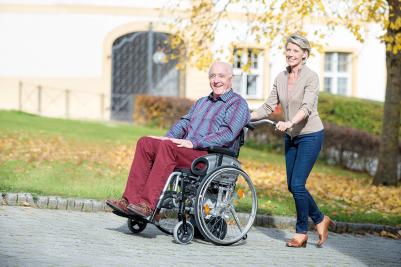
[
  {"left": 275, "top": 121, "right": 294, "bottom": 132},
  {"left": 250, "top": 111, "right": 258, "bottom": 121}
]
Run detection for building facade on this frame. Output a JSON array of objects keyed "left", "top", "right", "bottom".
[{"left": 0, "top": 0, "right": 387, "bottom": 121}]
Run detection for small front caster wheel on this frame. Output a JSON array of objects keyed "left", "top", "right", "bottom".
[
  {"left": 127, "top": 218, "right": 147, "bottom": 234},
  {"left": 173, "top": 221, "right": 194, "bottom": 244}
]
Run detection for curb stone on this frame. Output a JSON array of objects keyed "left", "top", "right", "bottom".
[
  {"left": 1, "top": 192, "right": 400, "bottom": 237},
  {"left": 1, "top": 193, "right": 109, "bottom": 213}
]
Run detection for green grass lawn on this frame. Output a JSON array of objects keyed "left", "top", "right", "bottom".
[
  {"left": 1, "top": 110, "right": 400, "bottom": 226},
  {"left": 0, "top": 110, "right": 165, "bottom": 143}
]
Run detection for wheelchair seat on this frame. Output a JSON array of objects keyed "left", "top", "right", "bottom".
[{"left": 207, "top": 146, "right": 237, "bottom": 158}]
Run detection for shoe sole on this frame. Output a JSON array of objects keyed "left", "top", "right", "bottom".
[
  {"left": 127, "top": 206, "right": 161, "bottom": 223},
  {"left": 106, "top": 201, "right": 130, "bottom": 216},
  {"left": 112, "top": 210, "right": 130, "bottom": 218},
  {"left": 127, "top": 206, "right": 149, "bottom": 218}
]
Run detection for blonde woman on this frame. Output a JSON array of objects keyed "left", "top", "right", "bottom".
[{"left": 251, "top": 34, "right": 335, "bottom": 248}]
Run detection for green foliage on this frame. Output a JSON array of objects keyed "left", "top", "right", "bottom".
[{"left": 318, "top": 92, "right": 394, "bottom": 137}]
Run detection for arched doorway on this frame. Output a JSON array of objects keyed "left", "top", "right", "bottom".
[{"left": 111, "top": 28, "right": 181, "bottom": 121}]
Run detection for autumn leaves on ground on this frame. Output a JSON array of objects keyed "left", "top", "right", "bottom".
[{"left": 0, "top": 111, "right": 400, "bottom": 228}]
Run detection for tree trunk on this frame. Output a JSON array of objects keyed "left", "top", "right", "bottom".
[{"left": 373, "top": 0, "right": 401, "bottom": 186}]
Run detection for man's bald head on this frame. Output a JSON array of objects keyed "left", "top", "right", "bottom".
[{"left": 208, "top": 61, "right": 233, "bottom": 77}]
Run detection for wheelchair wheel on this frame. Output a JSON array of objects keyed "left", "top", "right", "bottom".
[
  {"left": 194, "top": 166, "right": 257, "bottom": 245},
  {"left": 156, "top": 207, "right": 179, "bottom": 235},
  {"left": 204, "top": 216, "right": 227, "bottom": 240},
  {"left": 127, "top": 218, "right": 147, "bottom": 234},
  {"left": 173, "top": 221, "right": 194, "bottom": 245}
]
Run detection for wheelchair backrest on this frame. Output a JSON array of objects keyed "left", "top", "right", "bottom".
[{"left": 232, "top": 125, "right": 251, "bottom": 157}]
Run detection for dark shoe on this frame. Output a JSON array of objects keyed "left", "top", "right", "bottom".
[
  {"left": 106, "top": 198, "right": 129, "bottom": 215},
  {"left": 316, "top": 215, "right": 336, "bottom": 248},
  {"left": 286, "top": 235, "right": 308, "bottom": 248},
  {"left": 128, "top": 203, "right": 158, "bottom": 221}
]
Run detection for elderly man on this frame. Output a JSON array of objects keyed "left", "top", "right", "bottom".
[{"left": 107, "top": 61, "right": 250, "bottom": 219}]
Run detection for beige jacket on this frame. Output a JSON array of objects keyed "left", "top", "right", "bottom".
[{"left": 255, "top": 65, "right": 324, "bottom": 137}]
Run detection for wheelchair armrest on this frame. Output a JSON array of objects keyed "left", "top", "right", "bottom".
[{"left": 207, "top": 147, "right": 237, "bottom": 158}]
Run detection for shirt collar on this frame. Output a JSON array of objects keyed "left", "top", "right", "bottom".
[{"left": 208, "top": 89, "right": 233, "bottom": 103}]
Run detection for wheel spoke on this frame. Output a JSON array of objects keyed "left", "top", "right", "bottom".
[{"left": 229, "top": 205, "right": 243, "bottom": 232}]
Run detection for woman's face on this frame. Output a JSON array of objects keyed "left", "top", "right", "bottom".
[{"left": 285, "top": 42, "right": 307, "bottom": 68}]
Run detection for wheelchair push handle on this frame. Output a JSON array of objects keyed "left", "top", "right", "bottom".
[{"left": 246, "top": 119, "right": 277, "bottom": 130}]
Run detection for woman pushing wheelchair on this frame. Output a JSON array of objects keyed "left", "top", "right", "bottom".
[{"left": 251, "top": 33, "right": 335, "bottom": 248}]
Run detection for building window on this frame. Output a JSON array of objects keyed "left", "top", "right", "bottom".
[
  {"left": 232, "top": 47, "right": 264, "bottom": 99},
  {"left": 323, "top": 52, "right": 352, "bottom": 95}
]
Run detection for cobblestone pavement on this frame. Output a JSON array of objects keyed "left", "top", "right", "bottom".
[{"left": 1, "top": 206, "right": 400, "bottom": 267}]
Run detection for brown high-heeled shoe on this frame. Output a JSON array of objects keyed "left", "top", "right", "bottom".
[
  {"left": 316, "top": 215, "right": 336, "bottom": 248},
  {"left": 286, "top": 235, "right": 308, "bottom": 248}
]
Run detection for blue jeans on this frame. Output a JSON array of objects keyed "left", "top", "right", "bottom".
[{"left": 285, "top": 130, "right": 324, "bottom": 233}]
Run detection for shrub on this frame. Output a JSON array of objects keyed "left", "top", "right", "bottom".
[
  {"left": 133, "top": 94, "right": 193, "bottom": 129},
  {"left": 318, "top": 92, "right": 399, "bottom": 138},
  {"left": 248, "top": 121, "right": 401, "bottom": 176}
]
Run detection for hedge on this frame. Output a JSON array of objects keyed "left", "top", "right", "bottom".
[
  {"left": 133, "top": 94, "right": 193, "bottom": 129},
  {"left": 318, "top": 92, "right": 400, "bottom": 139}
]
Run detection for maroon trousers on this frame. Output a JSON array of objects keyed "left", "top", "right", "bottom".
[{"left": 122, "top": 136, "right": 207, "bottom": 209}]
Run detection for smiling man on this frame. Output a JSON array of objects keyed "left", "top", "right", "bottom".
[{"left": 107, "top": 61, "right": 250, "bottom": 219}]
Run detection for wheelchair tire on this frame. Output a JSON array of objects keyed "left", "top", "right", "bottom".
[
  {"left": 127, "top": 218, "right": 147, "bottom": 234},
  {"left": 173, "top": 221, "right": 194, "bottom": 245},
  {"left": 194, "top": 166, "right": 257, "bottom": 246}
]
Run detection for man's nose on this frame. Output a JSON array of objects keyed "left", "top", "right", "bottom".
[{"left": 213, "top": 80, "right": 222, "bottom": 85}]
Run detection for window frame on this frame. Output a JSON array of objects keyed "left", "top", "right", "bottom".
[
  {"left": 232, "top": 47, "right": 264, "bottom": 100},
  {"left": 323, "top": 51, "right": 353, "bottom": 96}
]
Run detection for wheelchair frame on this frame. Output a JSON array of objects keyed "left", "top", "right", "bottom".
[{"left": 123, "top": 121, "right": 275, "bottom": 245}]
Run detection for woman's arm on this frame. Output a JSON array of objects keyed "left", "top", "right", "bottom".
[{"left": 251, "top": 78, "right": 279, "bottom": 121}]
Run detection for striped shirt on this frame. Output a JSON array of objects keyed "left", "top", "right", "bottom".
[{"left": 166, "top": 89, "right": 250, "bottom": 154}]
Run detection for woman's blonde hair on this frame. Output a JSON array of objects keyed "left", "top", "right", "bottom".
[{"left": 286, "top": 34, "right": 311, "bottom": 62}]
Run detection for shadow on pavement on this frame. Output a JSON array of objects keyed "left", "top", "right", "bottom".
[
  {"left": 105, "top": 223, "right": 165, "bottom": 239},
  {"left": 255, "top": 226, "right": 289, "bottom": 243},
  {"left": 256, "top": 226, "right": 401, "bottom": 266}
]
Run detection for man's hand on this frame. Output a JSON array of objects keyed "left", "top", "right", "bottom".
[{"left": 170, "top": 138, "right": 194, "bottom": 149}]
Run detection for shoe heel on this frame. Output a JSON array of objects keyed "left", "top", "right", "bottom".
[{"left": 302, "top": 241, "right": 307, "bottom": 248}]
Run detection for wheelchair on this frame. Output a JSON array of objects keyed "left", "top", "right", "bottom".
[{"left": 116, "top": 122, "right": 268, "bottom": 245}]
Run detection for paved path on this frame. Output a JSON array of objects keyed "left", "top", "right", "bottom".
[{"left": 0, "top": 206, "right": 400, "bottom": 267}]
